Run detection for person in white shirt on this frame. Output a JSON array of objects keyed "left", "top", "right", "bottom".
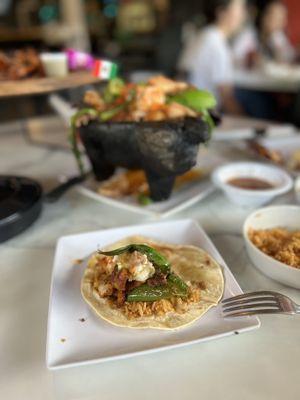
[
  {"left": 232, "top": 0, "right": 295, "bottom": 68},
  {"left": 182, "top": 0, "right": 246, "bottom": 114}
]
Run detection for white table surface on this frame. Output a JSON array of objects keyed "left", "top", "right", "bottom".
[
  {"left": 233, "top": 68, "right": 300, "bottom": 93},
  {"left": 214, "top": 115, "right": 296, "bottom": 141},
  {"left": 1, "top": 121, "right": 300, "bottom": 400}
]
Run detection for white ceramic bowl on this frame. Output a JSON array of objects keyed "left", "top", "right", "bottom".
[
  {"left": 243, "top": 205, "right": 300, "bottom": 289},
  {"left": 212, "top": 162, "right": 293, "bottom": 207}
]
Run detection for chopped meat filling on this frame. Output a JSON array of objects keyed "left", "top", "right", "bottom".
[
  {"left": 147, "top": 271, "right": 167, "bottom": 287},
  {"left": 110, "top": 266, "right": 130, "bottom": 306},
  {"left": 116, "top": 290, "right": 126, "bottom": 306},
  {"left": 111, "top": 266, "right": 129, "bottom": 291},
  {"left": 126, "top": 280, "right": 144, "bottom": 291}
]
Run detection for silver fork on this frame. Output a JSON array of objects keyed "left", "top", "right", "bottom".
[{"left": 222, "top": 291, "right": 300, "bottom": 317}]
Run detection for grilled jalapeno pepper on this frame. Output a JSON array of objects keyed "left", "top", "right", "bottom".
[
  {"left": 167, "top": 272, "right": 189, "bottom": 296},
  {"left": 127, "top": 284, "right": 173, "bottom": 302},
  {"left": 168, "top": 88, "right": 217, "bottom": 112},
  {"left": 98, "top": 244, "right": 170, "bottom": 274},
  {"left": 126, "top": 273, "right": 189, "bottom": 302}
]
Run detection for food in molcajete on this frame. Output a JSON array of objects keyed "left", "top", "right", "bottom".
[{"left": 70, "top": 76, "right": 218, "bottom": 201}]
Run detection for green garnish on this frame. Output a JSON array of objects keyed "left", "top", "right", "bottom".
[
  {"left": 126, "top": 273, "right": 189, "bottom": 302},
  {"left": 169, "top": 89, "right": 217, "bottom": 111},
  {"left": 167, "top": 272, "right": 189, "bottom": 295},
  {"left": 138, "top": 193, "right": 153, "bottom": 206},
  {"left": 201, "top": 110, "right": 215, "bottom": 138},
  {"left": 169, "top": 88, "right": 217, "bottom": 135},
  {"left": 126, "top": 284, "right": 173, "bottom": 302},
  {"left": 103, "top": 77, "right": 125, "bottom": 103},
  {"left": 108, "top": 77, "right": 125, "bottom": 96}
]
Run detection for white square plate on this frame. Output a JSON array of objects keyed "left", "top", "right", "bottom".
[
  {"left": 77, "top": 149, "right": 226, "bottom": 218},
  {"left": 46, "top": 219, "right": 260, "bottom": 369}
]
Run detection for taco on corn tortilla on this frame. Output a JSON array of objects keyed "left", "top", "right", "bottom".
[{"left": 81, "top": 236, "right": 224, "bottom": 330}]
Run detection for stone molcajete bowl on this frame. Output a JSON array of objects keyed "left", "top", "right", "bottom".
[{"left": 79, "top": 117, "right": 211, "bottom": 201}]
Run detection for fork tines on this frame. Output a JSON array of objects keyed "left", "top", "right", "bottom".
[{"left": 222, "top": 291, "right": 282, "bottom": 317}]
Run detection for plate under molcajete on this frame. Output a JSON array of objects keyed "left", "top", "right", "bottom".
[{"left": 79, "top": 117, "right": 210, "bottom": 201}]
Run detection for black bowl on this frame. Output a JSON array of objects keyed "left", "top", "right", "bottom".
[{"left": 79, "top": 117, "right": 210, "bottom": 201}]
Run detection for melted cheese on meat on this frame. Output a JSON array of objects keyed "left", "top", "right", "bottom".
[{"left": 116, "top": 251, "right": 155, "bottom": 282}]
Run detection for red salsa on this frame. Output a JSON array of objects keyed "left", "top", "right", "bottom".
[{"left": 227, "top": 177, "right": 274, "bottom": 190}]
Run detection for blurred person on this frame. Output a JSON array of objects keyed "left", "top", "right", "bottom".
[
  {"left": 231, "top": 2, "right": 258, "bottom": 68},
  {"left": 231, "top": 25, "right": 258, "bottom": 68},
  {"left": 256, "top": 0, "right": 295, "bottom": 63},
  {"left": 180, "top": 0, "right": 246, "bottom": 114}
]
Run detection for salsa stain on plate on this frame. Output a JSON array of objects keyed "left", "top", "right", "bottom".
[{"left": 227, "top": 177, "right": 275, "bottom": 190}]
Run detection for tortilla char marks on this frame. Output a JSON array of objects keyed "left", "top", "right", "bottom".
[
  {"left": 205, "top": 257, "right": 212, "bottom": 266},
  {"left": 192, "top": 280, "right": 206, "bottom": 290}
]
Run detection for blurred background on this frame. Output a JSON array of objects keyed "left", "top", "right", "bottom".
[{"left": 1, "top": 0, "right": 300, "bottom": 124}]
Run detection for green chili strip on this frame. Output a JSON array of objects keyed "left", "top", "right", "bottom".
[
  {"left": 126, "top": 273, "right": 188, "bottom": 302},
  {"left": 167, "top": 272, "right": 189, "bottom": 295},
  {"left": 168, "top": 88, "right": 216, "bottom": 135},
  {"left": 107, "top": 77, "right": 125, "bottom": 96},
  {"left": 137, "top": 193, "right": 152, "bottom": 206},
  {"left": 126, "top": 284, "right": 173, "bottom": 302},
  {"left": 201, "top": 109, "right": 215, "bottom": 137},
  {"left": 168, "top": 88, "right": 217, "bottom": 111}
]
